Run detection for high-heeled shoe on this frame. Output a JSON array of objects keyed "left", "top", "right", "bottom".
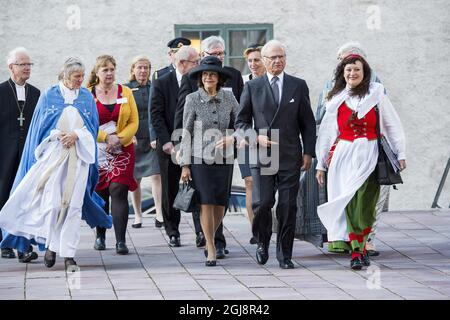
[{"left": 205, "top": 260, "right": 216, "bottom": 267}]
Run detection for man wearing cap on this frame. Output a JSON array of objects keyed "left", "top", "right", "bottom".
[
  {"left": 173, "top": 35, "right": 244, "bottom": 259},
  {"left": 150, "top": 46, "right": 199, "bottom": 248},
  {"left": 235, "top": 40, "right": 316, "bottom": 269},
  {"left": 152, "top": 37, "right": 191, "bottom": 81}
]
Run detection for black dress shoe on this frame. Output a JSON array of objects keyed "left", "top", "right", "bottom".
[
  {"left": 131, "top": 223, "right": 142, "bottom": 228},
  {"left": 1, "top": 248, "right": 16, "bottom": 259},
  {"left": 196, "top": 232, "right": 206, "bottom": 248},
  {"left": 367, "top": 249, "right": 380, "bottom": 257},
  {"left": 64, "top": 258, "right": 77, "bottom": 271},
  {"left": 19, "top": 251, "right": 38, "bottom": 263},
  {"left": 155, "top": 219, "right": 164, "bottom": 228},
  {"left": 44, "top": 249, "right": 56, "bottom": 268},
  {"left": 249, "top": 237, "right": 258, "bottom": 245},
  {"left": 279, "top": 259, "right": 295, "bottom": 269},
  {"left": 94, "top": 237, "right": 106, "bottom": 250},
  {"left": 116, "top": 242, "right": 129, "bottom": 255},
  {"left": 205, "top": 260, "right": 216, "bottom": 267},
  {"left": 362, "top": 253, "right": 371, "bottom": 266},
  {"left": 216, "top": 246, "right": 226, "bottom": 259},
  {"left": 350, "top": 257, "right": 363, "bottom": 270},
  {"left": 256, "top": 243, "right": 269, "bottom": 265},
  {"left": 169, "top": 236, "right": 181, "bottom": 247}
]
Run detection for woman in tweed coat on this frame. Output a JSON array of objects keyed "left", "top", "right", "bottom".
[{"left": 179, "top": 56, "right": 238, "bottom": 267}]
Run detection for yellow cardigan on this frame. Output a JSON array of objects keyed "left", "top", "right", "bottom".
[{"left": 89, "top": 85, "right": 139, "bottom": 147}]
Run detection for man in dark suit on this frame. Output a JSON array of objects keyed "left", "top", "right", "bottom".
[
  {"left": 150, "top": 46, "right": 199, "bottom": 247},
  {"left": 173, "top": 36, "right": 244, "bottom": 259},
  {"left": 152, "top": 37, "right": 191, "bottom": 81},
  {"left": 235, "top": 40, "right": 316, "bottom": 269}
]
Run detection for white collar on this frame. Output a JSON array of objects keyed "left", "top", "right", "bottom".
[
  {"left": 266, "top": 71, "right": 284, "bottom": 84},
  {"left": 59, "top": 81, "right": 80, "bottom": 105},
  {"left": 175, "top": 69, "right": 183, "bottom": 86},
  {"left": 325, "top": 82, "right": 385, "bottom": 118},
  {"left": 12, "top": 80, "right": 26, "bottom": 101}
]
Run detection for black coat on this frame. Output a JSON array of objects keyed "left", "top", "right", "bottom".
[
  {"left": 150, "top": 71, "right": 179, "bottom": 146},
  {"left": 0, "top": 79, "right": 40, "bottom": 208},
  {"left": 174, "top": 66, "right": 244, "bottom": 131},
  {"left": 235, "top": 73, "right": 316, "bottom": 171}
]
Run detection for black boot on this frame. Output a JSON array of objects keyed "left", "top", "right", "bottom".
[{"left": 94, "top": 227, "right": 106, "bottom": 250}]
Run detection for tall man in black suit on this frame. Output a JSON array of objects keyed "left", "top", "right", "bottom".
[
  {"left": 0, "top": 47, "right": 40, "bottom": 263},
  {"left": 173, "top": 36, "right": 244, "bottom": 259},
  {"left": 150, "top": 46, "right": 199, "bottom": 247},
  {"left": 152, "top": 37, "right": 191, "bottom": 81},
  {"left": 235, "top": 40, "right": 316, "bottom": 269}
]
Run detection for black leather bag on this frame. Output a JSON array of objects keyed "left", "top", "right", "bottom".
[
  {"left": 374, "top": 106, "right": 403, "bottom": 185},
  {"left": 173, "top": 182, "right": 197, "bottom": 212}
]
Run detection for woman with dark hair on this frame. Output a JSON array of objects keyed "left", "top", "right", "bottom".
[
  {"left": 315, "top": 55, "right": 406, "bottom": 270},
  {"left": 179, "top": 56, "right": 238, "bottom": 266}
]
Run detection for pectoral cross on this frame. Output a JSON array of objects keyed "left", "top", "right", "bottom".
[{"left": 17, "top": 112, "right": 25, "bottom": 127}]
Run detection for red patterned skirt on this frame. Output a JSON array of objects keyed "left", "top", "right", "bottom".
[{"left": 96, "top": 143, "right": 138, "bottom": 191}]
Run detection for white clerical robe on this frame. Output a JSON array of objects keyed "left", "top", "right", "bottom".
[{"left": 0, "top": 106, "right": 95, "bottom": 257}]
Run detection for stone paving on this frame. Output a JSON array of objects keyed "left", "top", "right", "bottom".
[{"left": 1, "top": 210, "right": 450, "bottom": 300}]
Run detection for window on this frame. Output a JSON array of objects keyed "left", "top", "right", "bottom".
[{"left": 175, "top": 24, "right": 273, "bottom": 75}]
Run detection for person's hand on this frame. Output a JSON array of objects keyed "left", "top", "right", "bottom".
[
  {"left": 215, "top": 136, "right": 235, "bottom": 149},
  {"left": 301, "top": 154, "right": 312, "bottom": 171},
  {"left": 181, "top": 166, "right": 191, "bottom": 183},
  {"left": 106, "top": 134, "right": 121, "bottom": 153},
  {"left": 162, "top": 142, "right": 175, "bottom": 155},
  {"left": 132, "top": 136, "right": 137, "bottom": 145},
  {"left": 238, "top": 138, "right": 248, "bottom": 149},
  {"left": 316, "top": 170, "right": 326, "bottom": 187},
  {"left": 399, "top": 159, "right": 406, "bottom": 171},
  {"left": 150, "top": 140, "right": 157, "bottom": 149},
  {"left": 257, "top": 135, "right": 278, "bottom": 147},
  {"left": 60, "top": 132, "right": 78, "bottom": 149}
]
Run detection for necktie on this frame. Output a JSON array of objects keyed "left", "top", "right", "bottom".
[{"left": 271, "top": 76, "right": 280, "bottom": 107}]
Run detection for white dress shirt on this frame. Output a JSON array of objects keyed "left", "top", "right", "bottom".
[{"left": 266, "top": 71, "right": 284, "bottom": 104}]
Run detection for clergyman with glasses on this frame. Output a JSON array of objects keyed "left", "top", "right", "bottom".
[{"left": 0, "top": 47, "right": 40, "bottom": 263}]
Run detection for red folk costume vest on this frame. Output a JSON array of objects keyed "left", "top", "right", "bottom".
[{"left": 326, "top": 102, "right": 377, "bottom": 167}]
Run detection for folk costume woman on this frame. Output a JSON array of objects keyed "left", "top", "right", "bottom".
[
  {"left": 0, "top": 58, "right": 112, "bottom": 270},
  {"left": 315, "top": 55, "right": 406, "bottom": 270}
]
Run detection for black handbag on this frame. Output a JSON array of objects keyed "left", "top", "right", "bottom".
[
  {"left": 173, "top": 182, "right": 197, "bottom": 212},
  {"left": 374, "top": 106, "right": 403, "bottom": 185}
]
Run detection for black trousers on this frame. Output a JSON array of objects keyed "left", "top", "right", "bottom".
[
  {"left": 251, "top": 167, "right": 300, "bottom": 262},
  {"left": 157, "top": 143, "right": 182, "bottom": 238}
]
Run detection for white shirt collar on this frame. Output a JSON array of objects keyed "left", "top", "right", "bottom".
[
  {"left": 12, "top": 79, "right": 26, "bottom": 101},
  {"left": 175, "top": 69, "right": 183, "bottom": 87},
  {"left": 266, "top": 71, "right": 284, "bottom": 85},
  {"left": 59, "top": 81, "right": 79, "bottom": 105}
]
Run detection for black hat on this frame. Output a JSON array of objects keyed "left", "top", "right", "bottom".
[
  {"left": 243, "top": 43, "right": 264, "bottom": 57},
  {"left": 167, "top": 37, "right": 191, "bottom": 50},
  {"left": 188, "top": 56, "right": 232, "bottom": 80}
]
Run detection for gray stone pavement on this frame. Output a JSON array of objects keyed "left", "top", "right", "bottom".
[{"left": 1, "top": 210, "right": 450, "bottom": 300}]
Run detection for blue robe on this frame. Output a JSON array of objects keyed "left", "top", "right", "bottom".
[{"left": 1, "top": 85, "right": 112, "bottom": 252}]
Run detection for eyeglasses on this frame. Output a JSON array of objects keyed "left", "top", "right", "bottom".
[
  {"left": 263, "top": 55, "right": 285, "bottom": 61},
  {"left": 13, "top": 63, "right": 34, "bottom": 67},
  {"left": 204, "top": 51, "right": 225, "bottom": 57},
  {"left": 184, "top": 60, "right": 199, "bottom": 65}
]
